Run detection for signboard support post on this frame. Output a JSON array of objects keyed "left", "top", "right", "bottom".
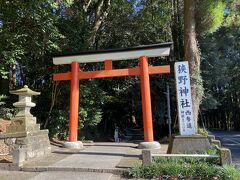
[{"left": 166, "top": 83, "right": 172, "bottom": 137}]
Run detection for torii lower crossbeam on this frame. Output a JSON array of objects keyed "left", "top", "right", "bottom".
[
  {"left": 53, "top": 57, "right": 170, "bottom": 143},
  {"left": 54, "top": 65, "right": 170, "bottom": 80}
]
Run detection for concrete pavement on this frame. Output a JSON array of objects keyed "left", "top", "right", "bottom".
[
  {"left": 0, "top": 142, "right": 168, "bottom": 179},
  {"left": 0, "top": 170, "right": 120, "bottom": 180},
  {"left": 2, "top": 133, "right": 239, "bottom": 180},
  {"left": 22, "top": 142, "right": 141, "bottom": 173}
]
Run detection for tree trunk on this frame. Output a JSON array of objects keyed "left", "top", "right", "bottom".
[
  {"left": 83, "top": 0, "right": 92, "bottom": 12},
  {"left": 88, "top": 0, "right": 111, "bottom": 47},
  {"left": 184, "top": 0, "right": 203, "bottom": 130},
  {"left": 171, "top": 0, "right": 184, "bottom": 60},
  {"left": 44, "top": 81, "right": 60, "bottom": 129}
]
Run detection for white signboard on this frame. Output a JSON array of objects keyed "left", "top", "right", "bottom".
[{"left": 175, "top": 61, "right": 196, "bottom": 135}]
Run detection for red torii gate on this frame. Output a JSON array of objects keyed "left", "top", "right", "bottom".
[{"left": 53, "top": 42, "right": 172, "bottom": 149}]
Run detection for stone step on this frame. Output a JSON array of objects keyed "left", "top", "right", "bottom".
[
  {"left": 123, "top": 128, "right": 144, "bottom": 142},
  {"left": 26, "top": 124, "right": 40, "bottom": 132},
  {"left": 27, "top": 129, "right": 49, "bottom": 136},
  {"left": 0, "top": 162, "right": 20, "bottom": 171},
  {"left": 125, "top": 133, "right": 143, "bottom": 136},
  {"left": 5, "top": 123, "right": 41, "bottom": 134},
  {"left": 123, "top": 135, "right": 143, "bottom": 141},
  {"left": 125, "top": 128, "right": 143, "bottom": 135}
]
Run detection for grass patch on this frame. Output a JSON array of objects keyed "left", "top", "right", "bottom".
[
  {"left": 222, "top": 165, "right": 240, "bottom": 180},
  {"left": 128, "top": 157, "right": 240, "bottom": 180}
]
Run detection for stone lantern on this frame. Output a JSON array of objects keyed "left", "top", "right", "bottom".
[
  {"left": 6, "top": 85, "right": 40, "bottom": 135},
  {"left": 11, "top": 85, "right": 40, "bottom": 118},
  {"left": 3, "top": 85, "right": 51, "bottom": 166}
]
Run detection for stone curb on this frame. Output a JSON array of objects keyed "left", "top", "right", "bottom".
[
  {"left": 21, "top": 166, "right": 127, "bottom": 175},
  {"left": 0, "top": 162, "right": 20, "bottom": 171}
]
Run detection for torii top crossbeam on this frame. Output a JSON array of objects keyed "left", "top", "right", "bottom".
[
  {"left": 53, "top": 42, "right": 172, "bottom": 64},
  {"left": 52, "top": 42, "right": 172, "bottom": 148}
]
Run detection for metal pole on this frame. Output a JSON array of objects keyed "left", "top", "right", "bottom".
[{"left": 166, "top": 83, "right": 172, "bottom": 137}]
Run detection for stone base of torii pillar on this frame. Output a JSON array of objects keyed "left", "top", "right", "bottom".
[
  {"left": 138, "top": 141, "right": 161, "bottom": 149},
  {"left": 63, "top": 141, "right": 83, "bottom": 149}
]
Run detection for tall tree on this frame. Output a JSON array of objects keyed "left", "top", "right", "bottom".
[
  {"left": 184, "top": 0, "right": 202, "bottom": 130},
  {"left": 184, "top": 0, "right": 225, "bottom": 129}
]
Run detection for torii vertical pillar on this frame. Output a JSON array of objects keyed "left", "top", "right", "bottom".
[
  {"left": 138, "top": 56, "right": 161, "bottom": 149},
  {"left": 70, "top": 62, "right": 79, "bottom": 142},
  {"left": 64, "top": 61, "right": 83, "bottom": 149}
]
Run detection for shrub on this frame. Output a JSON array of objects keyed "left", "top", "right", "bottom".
[
  {"left": 222, "top": 165, "right": 240, "bottom": 180},
  {"left": 0, "top": 94, "right": 7, "bottom": 106},
  {"left": 0, "top": 107, "right": 15, "bottom": 119},
  {"left": 128, "top": 157, "right": 240, "bottom": 179},
  {"left": 47, "top": 109, "right": 69, "bottom": 139},
  {"left": 198, "top": 128, "right": 209, "bottom": 136}
]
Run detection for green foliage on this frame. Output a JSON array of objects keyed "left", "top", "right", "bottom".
[
  {"left": 196, "top": 0, "right": 225, "bottom": 34},
  {"left": 224, "top": 0, "right": 240, "bottom": 26},
  {"left": 47, "top": 109, "right": 68, "bottom": 139},
  {"left": 0, "top": 95, "right": 7, "bottom": 106},
  {"left": 201, "top": 93, "right": 219, "bottom": 110},
  {"left": 155, "top": 154, "right": 219, "bottom": 166},
  {"left": 0, "top": 95, "right": 16, "bottom": 119},
  {"left": 207, "top": 146, "right": 218, "bottom": 155},
  {"left": 0, "top": 107, "right": 15, "bottom": 120},
  {"left": 0, "top": 68, "right": 9, "bottom": 79},
  {"left": 200, "top": 24, "right": 240, "bottom": 130},
  {"left": 129, "top": 157, "right": 240, "bottom": 179},
  {"left": 0, "top": 0, "right": 182, "bottom": 140},
  {"left": 222, "top": 165, "right": 240, "bottom": 180},
  {"left": 79, "top": 80, "right": 106, "bottom": 129},
  {"left": 0, "top": 0, "right": 64, "bottom": 68},
  {"left": 101, "top": 0, "right": 172, "bottom": 48},
  {"left": 129, "top": 157, "right": 224, "bottom": 179},
  {"left": 79, "top": 109, "right": 102, "bottom": 128},
  {"left": 198, "top": 128, "right": 209, "bottom": 136}
]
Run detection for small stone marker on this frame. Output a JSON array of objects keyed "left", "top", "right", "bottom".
[
  {"left": 142, "top": 150, "right": 152, "bottom": 166},
  {"left": 219, "top": 147, "right": 232, "bottom": 165}
]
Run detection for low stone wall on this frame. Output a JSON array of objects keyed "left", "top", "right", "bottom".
[
  {"left": 0, "top": 119, "right": 11, "bottom": 133},
  {"left": 12, "top": 129, "right": 51, "bottom": 166},
  {"left": 0, "top": 130, "right": 51, "bottom": 167},
  {"left": 0, "top": 120, "right": 12, "bottom": 162},
  {"left": 142, "top": 148, "right": 232, "bottom": 166}
]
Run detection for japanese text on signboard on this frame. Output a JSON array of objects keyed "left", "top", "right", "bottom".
[{"left": 175, "top": 61, "right": 196, "bottom": 135}]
